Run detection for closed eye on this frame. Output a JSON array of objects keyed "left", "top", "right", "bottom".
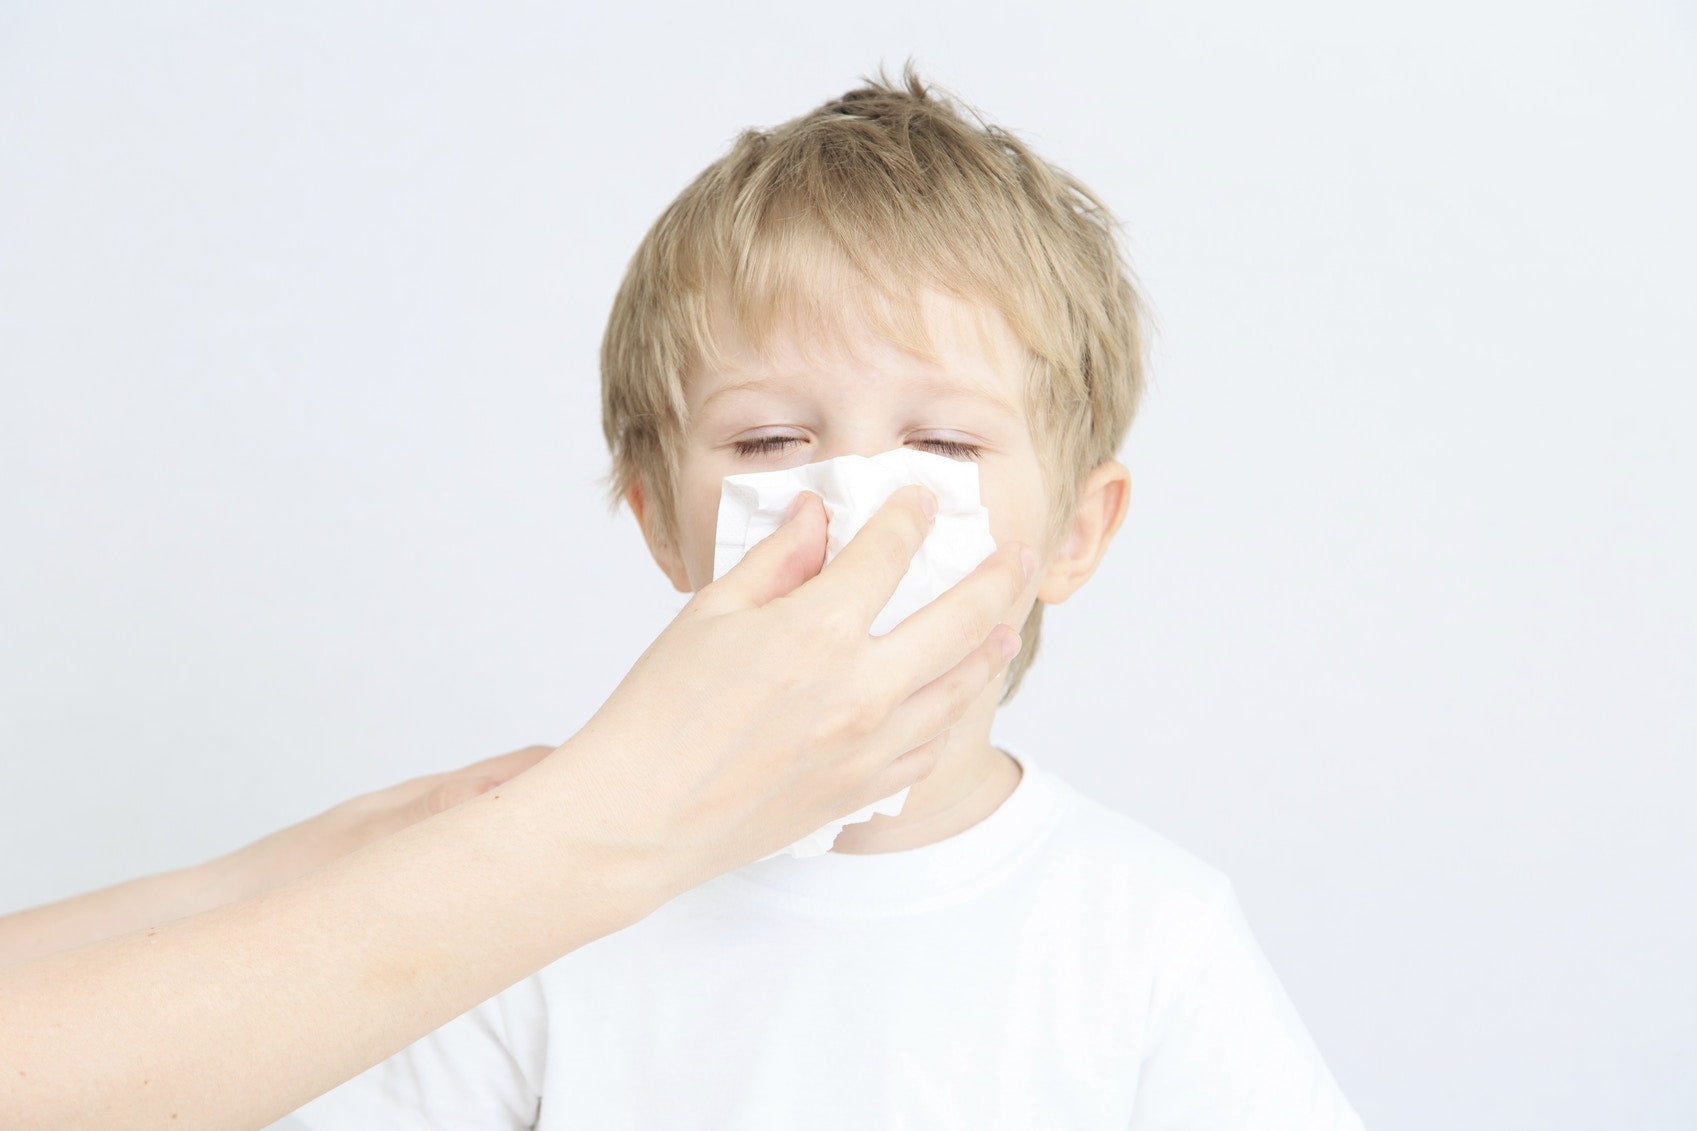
[
  {"left": 729, "top": 437, "right": 984, "bottom": 460},
  {"left": 915, "top": 438, "right": 983, "bottom": 461},
  {"left": 732, "top": 436, "right": 803, "bottom": 458}
]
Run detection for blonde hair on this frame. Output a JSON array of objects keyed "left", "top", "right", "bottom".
[{"left": 601, "top": 65, "right": 1148, "bottom": 699}]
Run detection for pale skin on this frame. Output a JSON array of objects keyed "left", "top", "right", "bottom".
[
  {"left": 0, "top": 744, "right": 555, "bottom": 969},
  {"left": 0, "top": 488, "right": 1034, "bottom": 1131},
  {"left": 631, "top": 290, "right": 1131, "bottom": 853}
]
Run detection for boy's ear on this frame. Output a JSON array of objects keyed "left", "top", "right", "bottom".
[
  {"left": 1036, "top": 460, "right": 1131, "bottom": 605},
  {"left": 627, "top": 481, "right": 692, "bottom": 594}
]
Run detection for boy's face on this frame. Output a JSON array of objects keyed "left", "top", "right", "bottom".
[{"left": 633, "top": 289, "right": 1125, "bottom": 627}]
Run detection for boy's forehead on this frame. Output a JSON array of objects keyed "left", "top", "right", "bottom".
[{"left": 685, "top": 288, "right": 1030, "bottom": 413}]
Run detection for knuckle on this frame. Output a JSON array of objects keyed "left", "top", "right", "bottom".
[
  {"left": 949, "top": 603, "right": 987, "bottom": 655},
  {"left": 814, "top": 601, "right": 862, "bottom": 643},
  {"left": 819, "top": 702, "right": 861, "bottom": 747},
  {"left": 830, "top": 748, "right": 871, "bottom": 792},
  {"left": 944, "top": 654, "right": 988, "bottom": 712},
  {"left": 835, "top": 681, "right": 886, "bottom": 736},
  {"left": 422, "top": 782, "right": 456, "bottom": 817}
]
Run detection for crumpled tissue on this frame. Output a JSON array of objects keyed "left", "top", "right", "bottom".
[{"left": 712, "top": 447, "right": 998, "bottom": 858}]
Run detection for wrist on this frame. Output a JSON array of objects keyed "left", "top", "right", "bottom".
[{"left": 523, "top": 737, "right": 701, "bottom": 928}]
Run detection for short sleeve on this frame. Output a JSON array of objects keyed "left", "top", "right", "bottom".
[
  {"left": 1128, "top": 881, "right": 1365, "bottom": 1131},
  {"left": 292, "top": 975, "right": 547, "bottom": 1131}
]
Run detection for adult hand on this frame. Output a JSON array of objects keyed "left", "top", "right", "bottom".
[{"left": 565, "top": 485, "right": 1032, "bottom": 890}]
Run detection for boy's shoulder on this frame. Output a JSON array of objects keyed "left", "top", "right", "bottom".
[{"left": 1025, "top": 757, "right": 1238, "bottom": 929}]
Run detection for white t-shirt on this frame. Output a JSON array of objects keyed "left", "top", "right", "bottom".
[{"left": 295, "top": 752, "right": 1364, "bottom": 1130}]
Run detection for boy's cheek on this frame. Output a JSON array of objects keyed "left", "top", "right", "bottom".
[
  {"left": 673, "top": 468, "right": 727, "bottom": 591},
  {"left": 980, "top": 471, "right": 1053, "bottom": 556}
]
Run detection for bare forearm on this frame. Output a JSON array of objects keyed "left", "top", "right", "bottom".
[
  {"left": 0, "top": 745, "right": 553, "bottom": 970},
  {"left": 0, "top": 747, "right": 676, "bottom": 1131},
  {"left": 0, "top": 864, "right": 237, "bottom": 969}
]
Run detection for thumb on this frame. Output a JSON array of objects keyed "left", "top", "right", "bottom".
[{"left": 697, "top": 491, "right": 828, "bottom": 611}]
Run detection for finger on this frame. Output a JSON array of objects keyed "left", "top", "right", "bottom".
[
  {"left": 424, "top": 774, "right": 499, "bottom": 817},
  {"left": 874, "top": 541, "right": 1034, "bottom": 698},
  {"left": 464, "top": 743, "right": 554, "bottom": 785},
  {"left": 852, "top": 732, "right": 949, "bottom": 809},
  {"left": 792, "top": 485, "right": 937, "bottom": 631},
  {"left": 693, "top": 492, "right": 828, "bottom": 613},
  {"left": 423, "top": 745, "right": 555, "bottom": 816},
  {"left": 877, "top": 622, "right": 1021, "bottom": 754}
]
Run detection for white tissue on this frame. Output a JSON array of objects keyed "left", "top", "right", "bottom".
[{"left": 712, "top": 448, "right": 998, "bottom": 859}]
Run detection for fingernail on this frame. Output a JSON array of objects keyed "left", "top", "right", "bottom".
[
  {"left": 918, "top": 487, "right": 938, "bottom": 521},
  {"left": 1000, "top": 628, "right": 1022, "bottom": 662},
  {"left": 1019, "top": 546, "right": 1037, "bottom": 581},
  {"left": 784, "top": 492, "right": 813, "bottom": 521}
]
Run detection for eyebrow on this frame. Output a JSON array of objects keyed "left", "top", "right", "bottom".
[
  {"left": 697, "top": 373, "right": 1024, "bottom": 418},
  {"left": 696, "top": 377, "right": 789, "bottom": 412}
]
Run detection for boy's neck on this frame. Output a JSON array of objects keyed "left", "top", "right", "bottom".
[{"left": 827, "top": 725, "right": 1022, "bottom": 856}]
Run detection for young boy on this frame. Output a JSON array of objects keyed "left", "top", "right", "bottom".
[{"left": 297, "top": 69, "right": 1364, "bottom": 1130}]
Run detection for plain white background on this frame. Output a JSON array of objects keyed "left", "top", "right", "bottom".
[{"left": 2, "top": 3, "right": 1692, "bottom": 1129}]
